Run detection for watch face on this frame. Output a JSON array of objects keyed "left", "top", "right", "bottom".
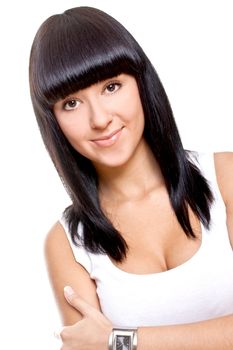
[{"left": 116, "top": 335, "right": 130, "bottom": 350}]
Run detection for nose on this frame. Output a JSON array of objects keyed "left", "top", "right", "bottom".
[{"left": 88, "top": 97, "right": 113, "bottom": 130}]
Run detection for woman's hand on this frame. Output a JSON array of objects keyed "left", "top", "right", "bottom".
[{"left": 59, "top": 286, "right": 112, "bottom": 350}]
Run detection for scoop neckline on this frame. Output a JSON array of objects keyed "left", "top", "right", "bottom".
[{"left": 104, "top": 223, "right": 206, "bottom": 278}]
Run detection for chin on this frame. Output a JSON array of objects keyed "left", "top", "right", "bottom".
[{"left": 93, "top": 154, "right": 132, "bottom": 170}]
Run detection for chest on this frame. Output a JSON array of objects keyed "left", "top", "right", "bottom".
[
  {"left": 90, "top": 212, "right": 233, "bottom": 326},
  {"left": 103, "top": 189, "right": 202, "bottom": 274},
  {"left": 93, "top": 242, "right": 233, "bottom": 327}
]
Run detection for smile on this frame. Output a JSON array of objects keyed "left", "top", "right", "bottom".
[{"left": 91, "top": 127, "right": 124, "bottom": 147}]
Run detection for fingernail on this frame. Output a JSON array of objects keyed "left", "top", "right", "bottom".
[{"left": 64, "top": 286, "right": 74, "bottom": 296}]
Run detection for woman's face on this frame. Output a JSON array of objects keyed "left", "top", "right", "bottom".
[{"left": 53, "top": 74, "right": 145, "bottom": 169}]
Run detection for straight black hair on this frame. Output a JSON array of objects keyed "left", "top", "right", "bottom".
[{"left": 29, "top": 6, "right": 213, "bottom": 261}]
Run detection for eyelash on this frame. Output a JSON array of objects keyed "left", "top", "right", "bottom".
[
  {"left": 63, "top": 98, "right": 80, "bottom": 111},
  {"left": 103, "top": 81, "right": 122, "bottom": 94},
  {"left": 62, "top": 80, "right": 122, "bottom": 111}
]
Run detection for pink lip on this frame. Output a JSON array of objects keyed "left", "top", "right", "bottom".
[{"left": 91, "top": 127, "right": 123, "bottom": 147}]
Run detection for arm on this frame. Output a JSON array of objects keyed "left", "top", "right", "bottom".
[
  {"left": 214, "top": 152, "right": 233, "bottom": 248},
  {"left": 62, "top": 289, "right": 233, "bottom": 350},
  {"left": 44, "top": 221, "right": 101, "bottom": 325},
  {"left": 137, "top": 315, "right": 233, "bottom": 349}
]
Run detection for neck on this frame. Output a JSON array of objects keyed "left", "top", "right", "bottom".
[{"left": 95, "top": 140, "right": 164, "bottom": 203}]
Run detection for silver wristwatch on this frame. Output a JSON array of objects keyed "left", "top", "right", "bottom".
[{"left": 108, "top": 327, "right": 138, "bottom": 350}]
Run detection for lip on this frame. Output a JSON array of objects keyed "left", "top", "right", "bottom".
[{"left": 91, "top": 127, "right": 124, "bottom": 147}]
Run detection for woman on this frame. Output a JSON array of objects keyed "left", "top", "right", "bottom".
[{"left": 29, "top": 6, "right": 233, "bottom": 350}]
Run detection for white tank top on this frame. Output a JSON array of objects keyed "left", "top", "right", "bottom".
[{"left": 60, "top": 152, "right": 233, "bottom": 327}]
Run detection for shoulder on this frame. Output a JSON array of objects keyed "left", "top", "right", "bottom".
[
  {"left": 214, "top": 152, "right": 233, "bottom": 206},
  {"left": 44, "top": 221, "right": 73, "bottom": 257},
  {"left": 214, "top": 152, "right": 233, "bottom": 247},
  {"left": 44, "top": 221, "right": 78, "bottom": 276}
]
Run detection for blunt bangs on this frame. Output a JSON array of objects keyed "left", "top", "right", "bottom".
[{"left": 30, "top": 7, "right": 144, "bottom": 107}]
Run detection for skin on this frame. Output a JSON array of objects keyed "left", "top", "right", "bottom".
[
  {"left": 45, "top": 74, "right": 233, "bottom": 349},
  {"left": 53, "top": 74, "right": 145, "bottom": 170}
]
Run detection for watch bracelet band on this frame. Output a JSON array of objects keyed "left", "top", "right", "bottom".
[{"left": 108, "top": 327, "right": 138, "bottom": 350}]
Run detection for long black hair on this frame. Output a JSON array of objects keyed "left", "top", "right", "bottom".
[{"left": 29, "top": 6, "right": 213, "bottom": 261}]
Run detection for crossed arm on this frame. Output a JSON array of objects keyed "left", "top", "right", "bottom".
[{"left": 59, "top": 286, "right": 233, "bottom": 350}]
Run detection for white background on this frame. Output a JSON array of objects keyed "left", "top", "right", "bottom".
[{"left": 0, "top": 0, "right": 232, "bottom": 349}]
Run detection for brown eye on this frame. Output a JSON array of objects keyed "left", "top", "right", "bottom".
[
  {"left": 64, "top": 99, "right": 80, "bottom": 111},
  {"left": 105, "top": 82, "right": 121, "bottom": 94}
]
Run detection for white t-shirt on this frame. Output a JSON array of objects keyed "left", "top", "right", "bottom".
[{"left": 60, "top": 152, "right": 233, "bottom": 327}]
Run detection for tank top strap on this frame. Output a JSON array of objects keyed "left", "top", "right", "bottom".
[{"left": 59, "top": 215, "right": 93, "bottom": 274}]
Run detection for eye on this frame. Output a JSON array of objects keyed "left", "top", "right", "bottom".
[
  {"left": 63, "top": 99, "right": 80, "bottom": 111},
  {"left": 104, "top": 82, "right": 121, "bottom": 94}
]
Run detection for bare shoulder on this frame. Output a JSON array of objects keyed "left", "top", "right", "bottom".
[
  {"left": 44, "top": 221, "right": 100, "bottom": 325},
  {"left": 214, "top": 152, "right": 233, "bottom": 247},
  {"left": 214, "top": 152, "right": 233, "bottom": 206},
  {"left": 44, "top": 220, "right": 74, "bottom": 263}
]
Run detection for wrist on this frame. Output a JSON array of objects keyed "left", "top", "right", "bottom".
[{"left": 108, "top": 327, "right": 138, "bottom": 350}]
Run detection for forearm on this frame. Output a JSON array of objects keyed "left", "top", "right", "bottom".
[{"left": 137, "top": 314, "right": 233, "bottom": 350}]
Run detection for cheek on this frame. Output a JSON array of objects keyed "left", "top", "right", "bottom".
[
  {"left": 59, "top": 121, "right": 87, "bottom": 148},
  {"left": 120, "top": 84, "right": 144, "bottom": 124},
  {"left": 127, "top": 97, "right": 145, "bottom": 127}
]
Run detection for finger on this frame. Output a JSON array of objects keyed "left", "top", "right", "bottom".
[{"left": 64, "top": 286, "right": 95, "bottom": 317}]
